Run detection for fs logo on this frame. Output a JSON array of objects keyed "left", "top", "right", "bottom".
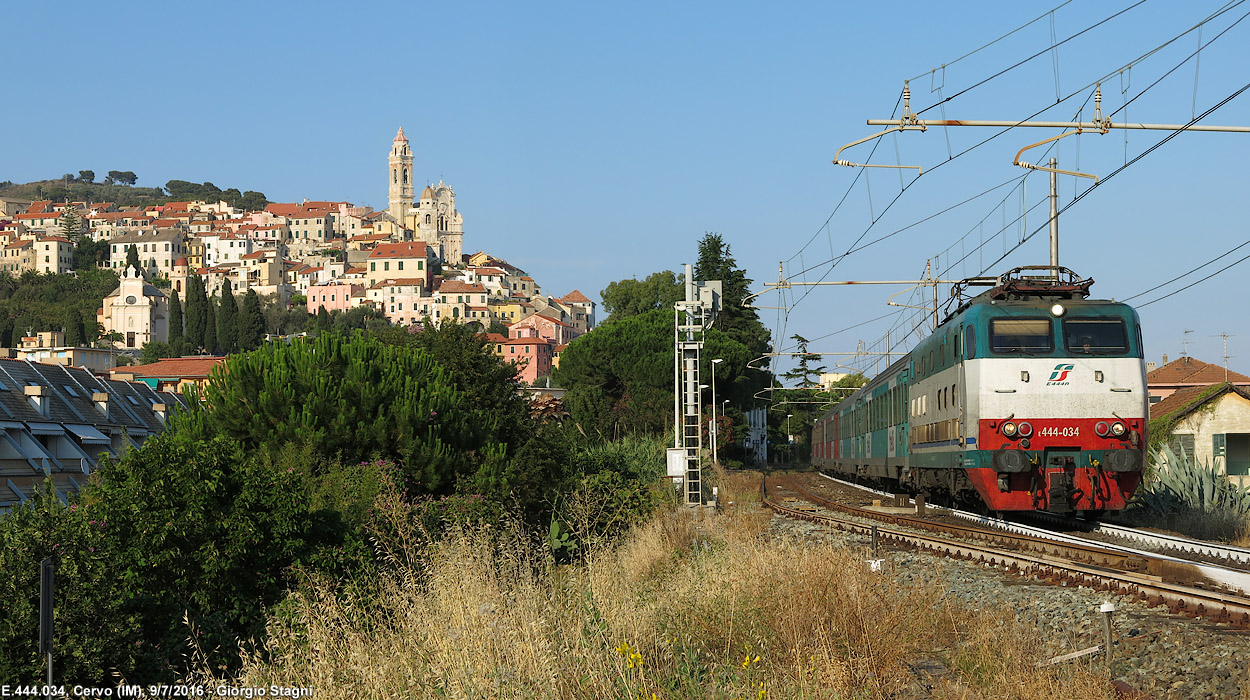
[{"left": 1047, "top": 363, "right": 1075, "bottom": 385}]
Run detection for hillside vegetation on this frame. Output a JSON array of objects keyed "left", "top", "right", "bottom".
[{"left": 0, "top": 176, "right": 268, "bottom": 210}]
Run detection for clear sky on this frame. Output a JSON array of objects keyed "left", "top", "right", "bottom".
[{"left": 4, "top": 1, "right": 1247, "bottom": 377}]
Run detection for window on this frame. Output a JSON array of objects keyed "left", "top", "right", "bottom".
[
  {"left": 1064, "top": 317, "right": 1130, "bottom": 355},
  {"left": 63, "top": 385, "right": 78, "bottom": 397},
  {"left": 965, "top": 325, "right": 976, "bottom": 359},
  {"left": 398, "top": 261, "right": 404, "bottom": 270},
  {"left": 370, "top": 262, "right": 376, "bottom": 271},
  {"left": 990, "top": 318, "right": 1053, "bottom": 354},
  {"left": 384, "top": 262, "right": 390, "bottom": 271}
]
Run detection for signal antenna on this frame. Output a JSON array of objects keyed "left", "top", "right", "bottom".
[
  {"left": 1212, "top": 332, "right": 1235, "bottom": 381},
  {"left": 1182, "top": 329, "right": 1194, "bottom": 357}
]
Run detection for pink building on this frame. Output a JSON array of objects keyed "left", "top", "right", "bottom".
[
  {"left": 367, "top": 277, "right": 431, "bottom": 325},
  {"left": 509, "top": 312, "right": 577, "bottom": 346},
  {"left": 307, "top": 279, "right": 363, "bottom": 313},
  {"left": 503, "top": 336, "right": 554, "bottom": 385}
]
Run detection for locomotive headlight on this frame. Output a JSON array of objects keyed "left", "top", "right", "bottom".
[
  {"left": 1017, "top": 421, "right": 1033, "bottom": 437},
  {"left": 1002, "top": 422, "right": 1018, "bottom": 437},
  {"left": 1095, "top": 421, "right": 1110, "bottom": 437},
  {"left": 1110, "top": 421, "right": 1127, "bottom": 437},
  {"left": 1050, "top": 303, "right": 1066, "bottom": 317}
]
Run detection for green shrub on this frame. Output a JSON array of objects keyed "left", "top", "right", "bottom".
[{"left": 1131, "top": 445, "right": 1250, "bottom": 540}]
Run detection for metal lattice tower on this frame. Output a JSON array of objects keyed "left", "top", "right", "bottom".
[{"left": 673, "top": 264, "right": 721, "bottom": 506}]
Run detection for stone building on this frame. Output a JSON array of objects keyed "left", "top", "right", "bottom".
[
  {"left": 386, "top": 128, "right": 465, "bottom": 264},
  {"left": 97, "top": 266, "right": 169, "bottom": 349}
]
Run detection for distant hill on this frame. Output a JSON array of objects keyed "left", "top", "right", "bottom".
[{"left": 0, "top": 176, "right": 269, "bottom": 210}]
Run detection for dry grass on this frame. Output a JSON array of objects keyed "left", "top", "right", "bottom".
[{"left": 198, "top": 469, "right": 1119, "bottom": 699}]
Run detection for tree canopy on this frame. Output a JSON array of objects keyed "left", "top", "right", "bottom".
[{"left": 599, "top": 270, "right": 683, "bottom": 321}]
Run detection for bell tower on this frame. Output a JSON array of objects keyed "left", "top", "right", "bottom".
[{"left": 388, "top": 127, "right": 414, "bottom": 222}]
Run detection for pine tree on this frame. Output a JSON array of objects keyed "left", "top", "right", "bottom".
[
  {"left": 58, "top": 209, "right": 82, "bottom": 241},
  {"left": 217, "top": 285, "right": 238, "bottom": 354},
  {"left": 237, "top": 289, "right": 265, "bottom": 351},
  {"left": 63, "top": 308, "right": 85, "bottom": 346},
  {"left": 168, "top": 290, "right": 185, "bottom": 355},
  {"left": 126, "top": 245, "right": 140, "bottom": 272}
]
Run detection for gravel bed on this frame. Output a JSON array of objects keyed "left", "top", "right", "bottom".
[{"left": 768, "top": 514, "right": 1250, "bottom": 699}]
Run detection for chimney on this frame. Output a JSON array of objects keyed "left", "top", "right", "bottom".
[
  {"left": 24, "top": 385, "right": 48, "bottom": 418},
  {"left": 152, "top": 402, "right": 166, "bottom": 423},
  {"left": 93, "top": 391, "right": 110, "bottom": 419},
  {"left": 1162, "top": 354, "right": 1169, "bottom": 365}
]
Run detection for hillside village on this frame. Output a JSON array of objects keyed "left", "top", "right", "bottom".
[{"left": 0, "top": 128, "right": 594, "bottom": 385}]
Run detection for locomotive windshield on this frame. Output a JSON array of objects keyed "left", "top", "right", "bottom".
[
  {"left": 1064, "top": 317, "right": 1129, "bottom": 355},
  {"left": 989, "top": 318, "right": 1052, "bottom": 354}
]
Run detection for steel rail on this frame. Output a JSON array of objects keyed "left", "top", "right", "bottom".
[
  {"left": 816, "top": 472, "right": 1250, "bottom": 594},
  {"left": 762, "top": 476, "right": 1250, "bottom": 627}
]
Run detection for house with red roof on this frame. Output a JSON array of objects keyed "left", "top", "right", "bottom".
[
  {"left": 502, "top": 336, "right": 554, "bottom": 385},
  {"left": 1151, "top": 382, "right": 1250, "bottom": 484},
  {"left": 111, "top": 356, "right": 226, "bottom": 393},
  {"left": 1147, "top": 355, "right": 1250, "bottom": 404},
  {"left": 366, "top": 241, "right": 433, "bottom": 289},
  {"left": 509, "top": 312, "right": 577, "bottom": 346}
]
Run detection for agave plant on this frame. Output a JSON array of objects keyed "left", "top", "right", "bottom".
[{"left": 1136, "top": 444, "right": 1250, "bottom": 518}]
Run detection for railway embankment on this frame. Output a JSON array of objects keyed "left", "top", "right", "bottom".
[{"left": 771, "top": 470, "right": 1250, "bottom": 698}]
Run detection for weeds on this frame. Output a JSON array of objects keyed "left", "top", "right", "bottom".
[{"left": 197, "top": 470, "right": 1117, "bottom": 699}]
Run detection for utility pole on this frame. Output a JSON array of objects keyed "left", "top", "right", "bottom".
[{"left": 1049, "top": 157, "right": 1059, "bottom": 277}]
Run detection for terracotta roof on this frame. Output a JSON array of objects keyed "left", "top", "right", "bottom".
[
  {"left": 372, "top": 277, "right": 427, "bottom": 288},
  {"left": 485, "top": 333, "right": 508, "bottom": 343},
  {"left": 517, "top": 313, "right": 571, "bottom": 328},
  {"left": 112, "top": 356, "right": 226, "bottom": 379},
  {"left": 1147, "top": 356, "right": 1250, "bottom": 386},
  {"left": 174, "top": 257, "right": 188, "bottom": 266},
  {"left": 560, "top": 289, "right": 592, "bottom": 303},
  {"left": 438, "top": 280, "right": 485, "bottom": 294},
  {"left": 1150, "top": 382, "right": 1250, "bottom": 422},
  {"left": 368, "top": 242, "right": 429, "bottom": 259},
  {"left": 395, "top": 127, "right": 408, "bottom": 143}
]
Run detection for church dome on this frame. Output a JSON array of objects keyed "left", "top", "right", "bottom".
[
  {"left": 394, "top": 127, "right": 408, "bottom": 143},
  {"left": 421, "top": 185, "right": 435, "bottom": 199}
]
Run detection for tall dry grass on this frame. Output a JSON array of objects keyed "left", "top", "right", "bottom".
[{"left": 196, "top": 469, "right": 1117, "bottom": 699}]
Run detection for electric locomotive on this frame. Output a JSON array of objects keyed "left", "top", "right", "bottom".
[{"left": 811, "top": 266, "right": 1147, "bottom": 515}]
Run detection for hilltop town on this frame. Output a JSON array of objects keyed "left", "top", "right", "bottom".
[{"left": 0, "top": 128, "right": 594, "bottom": 385}]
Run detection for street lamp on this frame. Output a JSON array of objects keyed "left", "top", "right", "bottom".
[{"left": 711, "top": 359, "right": 723, "bottom": 464}]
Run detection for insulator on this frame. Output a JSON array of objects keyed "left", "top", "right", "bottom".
[
  {"left": 834, "top": 159, "right": 856, "bottom": 167},
  {"left": 1017, "top": 161, "right": 1034, "bottom": 169}
]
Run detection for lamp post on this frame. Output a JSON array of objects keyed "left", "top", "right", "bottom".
[{"left": 711, "top": 359, "right": 723, "bottom": 464}]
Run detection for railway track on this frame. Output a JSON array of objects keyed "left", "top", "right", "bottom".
[
  {"left": 763, "top": 473, "right": 1250, "bottom": 628},
  {"left": 815, "top": 473, "right": 1250, "bottom": 592}
]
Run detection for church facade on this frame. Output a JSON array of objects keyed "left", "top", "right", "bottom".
[
  {"left": 97, "top": 265, "right": 169, "bottom": 348},
  {"left": 387, "top": 128, "right": 465, "bottom": 265}
]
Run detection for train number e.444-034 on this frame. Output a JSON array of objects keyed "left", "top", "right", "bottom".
[{"left": 1036, "top": 426, "right": 1080, "bottom": 437}]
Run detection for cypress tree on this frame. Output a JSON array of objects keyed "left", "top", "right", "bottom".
[
  {"left": 63, "top": 308, "right": 85, "bottom": 346},
  {"left": 217, "top": 285, "right": 238, "bottom": 354},
  {"left": 126, "top": 244, "right": 140, "bottom": 272},
  {"left": 169, "top": 290, "right": 185, "bottom": 355},
  {"left": 237, "top": 289, "right": 265, "bottom": 351},
  {"left": 315, "top": 306, "right": 331, "bottom": 334},
  {"left": 204, "top": 296, "right": 218, "bottom": 355}
]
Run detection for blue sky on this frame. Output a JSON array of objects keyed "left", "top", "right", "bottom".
[{"left": 4, "top": 1, "right": 1248, "bottom": 376}]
